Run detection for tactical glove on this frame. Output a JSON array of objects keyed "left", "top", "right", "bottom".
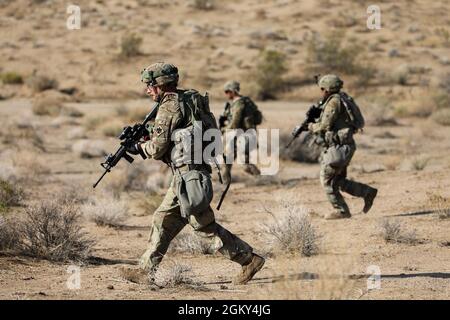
[{"left": 127, "top": 143, "right": 147, "bottom": 159}]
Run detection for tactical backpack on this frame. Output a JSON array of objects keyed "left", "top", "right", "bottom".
[
  {"left": 177, "top": 89, "right": 221, "bottom": 165},
  {"left": 241, "top": 96, "right": 263, "bottom": 127},
  {"left": 174, "top": 90, "right": 221, "bottom": 216},
  {"left": 339, "top": 92, "right": 365, "bottom": 131}
]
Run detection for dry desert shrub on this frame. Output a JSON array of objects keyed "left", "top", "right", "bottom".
[
  {"left": 84, "top": 116, "right": 106, "bottom": 131},
  {"left": 418, "top": 121, "right": 438, "bottom": 140},
  {"left": 410, "top": 155, "right": 430, "bottom": 171},
  {"left": 11, "top": 150, "right": 50, "bottom": 180},
  {"left": 123, "top": 107, "right": 149, "bottom": 123},
  {"left": 60, "top": 185, "right": 89, "bottom": 205},
  {"left": 0, "top": 121, "right": 44, "bottom": 151},
  {"left": 86, "top": 107, "right": 148, "bottom": 136},
  {"left": 0, "top": 163, "right": 19, "bottom": 182},
  {"left": 114, "top": 105, "right": 130, "bottom": 117},
  {"left": 434, "top": 27, "right": 450, "bottom": 47},
  {"left": 158, "top": 262, "right": 205, "bottom": 289},
  {"left": 102, "top": 169, "right": 129, "bottom": 199},
  {"left": 71, "top": 139, "right": 107, "bottom": 158},
  {"left": 380, "top": 219, "right": 419, "bottom": 245},
  {"left": 115, "top": 105, "right": 149, "bottom": 123},
  {"left": 169, "top": 232, "right": 214, "bottom": 255},
  {"left": 438, "top": 73, "right": 450, "bottom": 94},
  {"left": 67, "top": 127, "right": 87, "bottom": 140},
  {"left": 61, "top": 106, "right": 84, "bottom": 118},
  {"left": 254, "top": 8, "right": 267, "bottom": 19},
  {"left": 190, "top": 0, "right": 215, "bottom": 10},
  {"left": 432, "top": 90, "right": 450, "bottom": 110},
  {"left": 263, "top": 200, "right": 320, "bottom": 257},
  {"left": 32, "top": 92, "right": 81, "bottom": 118},
  {"left": 394, "top": 98, "right": 435, "bottom": 118},
  {"left": 0, "top": 217, "right": 21, "bottom": 251},
  {"left": 306, "top": 31, "right": 376, "bottom": 87},
  {"left": 249, "top": 49, "right": 288, "bottom": 100},
  {"left": 0, "top": 72, "right": 23, "bottom": 85},
  {"left": 360, "top": 96, "right": 397, "bottom": 126},
  {"left": 431, "top": 108, "right": 450, "bottom": 126},
  {"left": 427, "top": 192, "right": 450, "bottom": 219},
  {"left": 82, "top": 197, "right": 129, "bottom": 228},
  {"left": 101, "top": 121, "right": 123, "bottom": 137},
  {"left": 389, "top": 65, "right": 412, "bottom": 86},
  {"left": 383, "top": 156, "right": 402, "bottom": 171},
  {"left": 26, "top": 75, "right": 58, "bottom": 93},
  {"left": 306, "top": 31, "right": 361, "bottom": 75},
  {"left": 32, "top": 96, "right": 63, "bottom": 116},
  {"left": 119, "top": 33, "right": 142, "bottom": 59},
  {"left": 0, "top": 178, "right": 24, "bottom": 212},
  {"left": 19, "top": 199, "right": 94, "bottom": 262}
]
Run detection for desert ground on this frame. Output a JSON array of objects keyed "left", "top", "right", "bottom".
[{"left": 0, "top": 0, "right": 450, "bottom": 300}]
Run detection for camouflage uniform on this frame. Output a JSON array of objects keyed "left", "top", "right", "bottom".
[
  {"left": 222, "top": 81, "right": 261, "bottom": 181},
  {"left": 309, "top": 75, "right": 377, "bottom": 218},
  {"left": 139, "top": 91, "right": 254, "bottom": 273}
]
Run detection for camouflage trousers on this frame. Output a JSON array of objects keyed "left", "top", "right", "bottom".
[
  {"left": 320, "top": 144, "right": 373, "bottom": 214},
  {"left": 139, "top": 172, "right": 254, "bottom": 272},
  {"left": 222, "top": 132, "right": 260, "bottom": 183}
]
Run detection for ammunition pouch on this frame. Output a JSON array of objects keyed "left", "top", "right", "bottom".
[
  {"left": 175, "top": 169, "right": 213, "bottom": 218},
  {"left": 323, "top": 144, "right": 354, "bottom": 168},
  {"left": 336, "top": 128, "right": 354, "bottom": 145}
]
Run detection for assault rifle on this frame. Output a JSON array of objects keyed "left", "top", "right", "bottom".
[
  {"left": 93, "top": 103, "right": 159, "bottom": 188},
  {"left": 286, "top": 103, "right": 323, "bottom": 148},
  {"left": 218, "top": 102, "right": 231, "bottom": 129}
]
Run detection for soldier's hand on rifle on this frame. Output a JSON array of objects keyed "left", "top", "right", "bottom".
[
  {"left": 127, "top": 143, "right": 147, "bottom": 159},
  {"left": 219, "top": 115, "right": 227, "bottom": 129}
]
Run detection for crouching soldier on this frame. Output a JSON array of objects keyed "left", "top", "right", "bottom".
[
  {"left": 302, "top": 74, "right": 378, "bottom": 220},
  {"left": 127, "top": 63, "right": 265, "bottom": 284},
  {"left": 220, "top": 80, "right": 263, "bottom": 183}
]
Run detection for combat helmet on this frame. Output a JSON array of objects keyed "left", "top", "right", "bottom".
[
  {"left": 318, "top": 74, "right": 344, "bottom": 93},
  {"left": 141, "top": 62, "right": 179, "bottom": 87},
  {"left": 223, "top": 80, "right": 240, "bottom": 93}
]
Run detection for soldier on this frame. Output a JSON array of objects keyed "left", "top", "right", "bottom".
[
  {"left": 305, "top": 74, "right": 378, "bottom": 220},
  {"left": 127, "top": 63, "right": 265, "bottom": 284},
  {"left": 220, "top": 81, "right": 262, "bottom": 183}
]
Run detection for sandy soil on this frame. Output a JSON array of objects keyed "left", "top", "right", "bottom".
[
  {"left": 0, "top": 0, "right": 449, "bottom": 300},
  {"left": 0, "top": 99, "right": 449, "bottom": 300},
  {"left": 1, "top": 0, "right": 450, "bottom": 101}
]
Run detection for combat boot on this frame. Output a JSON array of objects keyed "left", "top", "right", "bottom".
[
  {"left": 324, "top": 211, "right": 351, "bottom": 220},
  {"left": 233, "top": 254, "right": 265, "bottom": 285},
  {"left": 362, "top": 188, "right": 378, "bottom": 214}
]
